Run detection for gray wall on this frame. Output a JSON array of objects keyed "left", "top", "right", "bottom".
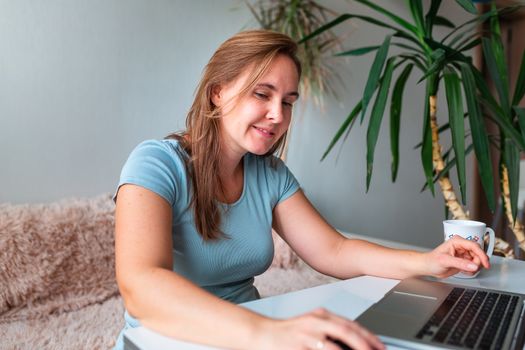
[{"left": 1, "top": 1, "right": 473, "bottom": 248}]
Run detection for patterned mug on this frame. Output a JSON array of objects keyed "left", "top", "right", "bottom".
[{"left": 443, "top": 220, "right": 495, "bottom": 278}]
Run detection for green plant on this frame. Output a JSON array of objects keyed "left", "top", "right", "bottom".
[{"left": 300, "top": 0, "right": 525, "bottom": 256}]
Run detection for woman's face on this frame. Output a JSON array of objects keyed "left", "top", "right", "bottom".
[{"left": 213, "top": 55, "right": 299, "bottom": 157}]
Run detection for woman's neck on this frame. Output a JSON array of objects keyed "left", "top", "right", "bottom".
[
  {"left": 217, "top": 147, "right": 245, "bottom": 204},
  {"left": 218, "top": 138, "right": 246, "bottom": 177}
]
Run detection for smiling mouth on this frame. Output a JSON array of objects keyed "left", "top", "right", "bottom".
[{"left": 253, "top": 126, "right": 275, "bottom": 137}]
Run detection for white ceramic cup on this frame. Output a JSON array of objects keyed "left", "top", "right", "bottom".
[{"left": 443, "top": 219, "right": 495, "bottom": 278}]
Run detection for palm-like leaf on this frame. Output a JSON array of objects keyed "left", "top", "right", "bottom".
[
  {"left": 425, "top": 0, "right": 443, "bottom": 34},
  {"left": 460, "top": 63, "right": 496, "bottom": 211},
  {"left": 515, "top": 107, "right": 525, "bottom": 146},
  {"left": 455, "top": 0, "right": 477, "bottom": 14},
  {"left": 321, "top": 101, "right": 362, "bottom": 161},
  {"left": 444, "top": 68, "right": 467, "bottom": 203},
  {"left": 367, "top": 58, "right": 395, "bottom": 190},
  {"left": 421, "top": 76, "right": 436, "bottom": 195},
  {"left": 354, "top": 0, "right": 419, "bottom": 36},
  {"left": 390, "top": 64, "right": 414, "bottom": 182},
  {"left": 299, "top": 13, "right": 425, "bottom": 50},
  {"left": 335, "top": 46, "right": 379, "bottom": 56},
  {"left": 409, "top": 0, "right": 425, "bottom": 38},
  {"left": 361, "top": 35, "right": 392, "bottom": 123},
  {"left": 433, "top": 16, "right": 455, "bottom": 29},
  {"left": 513, "top": 52, "right": 525, "bottom": 105},
  {"left": 482, "top": 37, "right": 511, "bottom": 116},
  {"left": 300, "top": 13, "right": 401, "bottom": 44}
]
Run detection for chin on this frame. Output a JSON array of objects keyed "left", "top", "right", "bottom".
[
  {"left": 249, "top": 148, "right": 272, "bottom": 156},
  {"left": 246, "top": 143, "right": 274, "bottom": 155},
  {"left": 244, "top": 135, "right": 281, "bottom": 155}
]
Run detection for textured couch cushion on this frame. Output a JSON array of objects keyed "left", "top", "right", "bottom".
[{"left": 0, "top": 194, "right": 118, "bottom": 322}]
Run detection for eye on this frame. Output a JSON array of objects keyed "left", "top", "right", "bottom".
[
  {"left": 282, "top": 101, "right": 294, "bottom": 108},
  {"left": 254, "top": 92, "right": 268, "bottom": 100}
]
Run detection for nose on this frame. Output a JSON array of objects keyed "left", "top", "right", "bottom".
[{"left": 266, "top": 100, "right": 283, "bottom": 123}]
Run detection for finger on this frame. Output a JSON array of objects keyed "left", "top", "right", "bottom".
[
  {"left": 337, "top": 330, "right": 374, "bottom": 350},
  {"left": 314, "top": 309, "right": 385, "bottom": 350},
  {"left": 302, "top": 325, "right": 348, "bottom": 350},
  {"left": 327, "top": 313, "right": 383, "bottom": 347},
  {"left": 450, "top": 238, "right": 490, "bottom": 268},
  {"left": 442, "top": 268, "right": 461, "bottom": 278},
  {"left": 440, "top": 254, "right": 479, "bottom": 273},
  {"left": 338, "top": 323, "right": 384, "bottom": 350},
  {"left": 461, "top": 270, "right": 477, "bottom": 277},
  {"left": 311, "top": 307, "right": 330, "bottom": 319},
  {"left": 322, "top": 319, "right": 383, "bottom": 350},
  {"left": 306, "top": 336, "right": 335, "bottom": 350},
  {"left": 323, "top": 339, "right": 352, "bottom": 350},
  {"left": 470, "top": 254, "right": 481, "bottom": 266},
  {"left": 351, "top": 326, "right": 385, "bottom": 350},
  {"left": 458, "top": 251, "right": 471, "bottom": 260}
]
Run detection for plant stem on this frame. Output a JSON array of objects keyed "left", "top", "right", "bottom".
[
  {"left": 430, "top": 94, "right": 469, "bottom": 219},
  {"left": 501, "top": 165, "right": 525, "bottom": 254}
]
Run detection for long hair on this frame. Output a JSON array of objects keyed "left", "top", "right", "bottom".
[{"left": 167, "top": 30, "right": 301, "bottom": 240}]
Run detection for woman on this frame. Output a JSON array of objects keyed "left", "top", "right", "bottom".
[{"left": 113, "top": 30, "right": 489, "bottom": 350}]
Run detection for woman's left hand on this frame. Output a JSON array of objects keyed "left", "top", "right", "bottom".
[{"left": 423, "top": 235, "right": 491, "bottom": 278}]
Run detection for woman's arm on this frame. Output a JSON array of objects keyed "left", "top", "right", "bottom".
[
  {"left": 115, "top": 184, "right": 266, "bottom": 349},
  {"left": 272, "top": 190, "right": 490, "bottom": 280},
  {"left": 116, "top": 184, "right": 384, "bottom": 350}
]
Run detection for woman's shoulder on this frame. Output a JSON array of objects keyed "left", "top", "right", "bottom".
[
  {"left": 118, "top": 138, "right": 190, "bottom": 204},
  {"left": 130, "top": 138, "right": 187, "bottom": 162},
  {"left": 133, "top": 138, "right": 180, "bottom": 151},
  {"left": 123, "top": 139, "right": 190, "bottom": 181}
]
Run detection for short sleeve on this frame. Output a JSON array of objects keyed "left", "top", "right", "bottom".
[
  {"left": 114, "top": 140, "right": 183, "bottom": 205},
  {"left": 271, "top": 157, "right": 300, "bottom": 204}
]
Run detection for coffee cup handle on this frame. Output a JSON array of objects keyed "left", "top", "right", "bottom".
[{"left": 485, "top": 228, "right": 495, "bottom": 258}]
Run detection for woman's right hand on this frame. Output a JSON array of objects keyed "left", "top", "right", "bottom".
[{"left": 255, "top": 308, "right": 385, "bottom": 350}]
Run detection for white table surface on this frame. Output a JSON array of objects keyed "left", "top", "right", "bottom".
[{"left": 124, "top": 235, "right": 525, "bottom": 350}]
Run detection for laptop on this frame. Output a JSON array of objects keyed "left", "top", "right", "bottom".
[{"left": 356, "top": 277, "right": 525, "bottom": 350}]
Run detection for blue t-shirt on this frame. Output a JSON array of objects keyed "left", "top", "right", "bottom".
[
  {"left": 116, "top": 138, "right": 300, "bottom": 298},
  {"left": 113, "top": 139, "right": 300, "bottom": 349}
]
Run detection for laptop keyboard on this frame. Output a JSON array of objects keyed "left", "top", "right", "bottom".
[{"left": 416, "top": 287, "right": 520, "bottom": 349}]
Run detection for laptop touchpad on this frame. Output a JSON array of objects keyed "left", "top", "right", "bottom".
[{"left": 380, "top": 291, "right": 438, "bottom": 318}]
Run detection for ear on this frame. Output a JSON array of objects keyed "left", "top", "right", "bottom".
[{"left": 211, "top": 84, "right": 222, "bottom": 107}]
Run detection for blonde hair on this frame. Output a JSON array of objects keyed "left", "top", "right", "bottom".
[{"left": 167, "top": 30, "right": 301, "bottom": 240}]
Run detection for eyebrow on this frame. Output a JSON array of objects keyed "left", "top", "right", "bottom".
[{"left": 255, "top": 83, "right": 300, "bottom": 98}]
